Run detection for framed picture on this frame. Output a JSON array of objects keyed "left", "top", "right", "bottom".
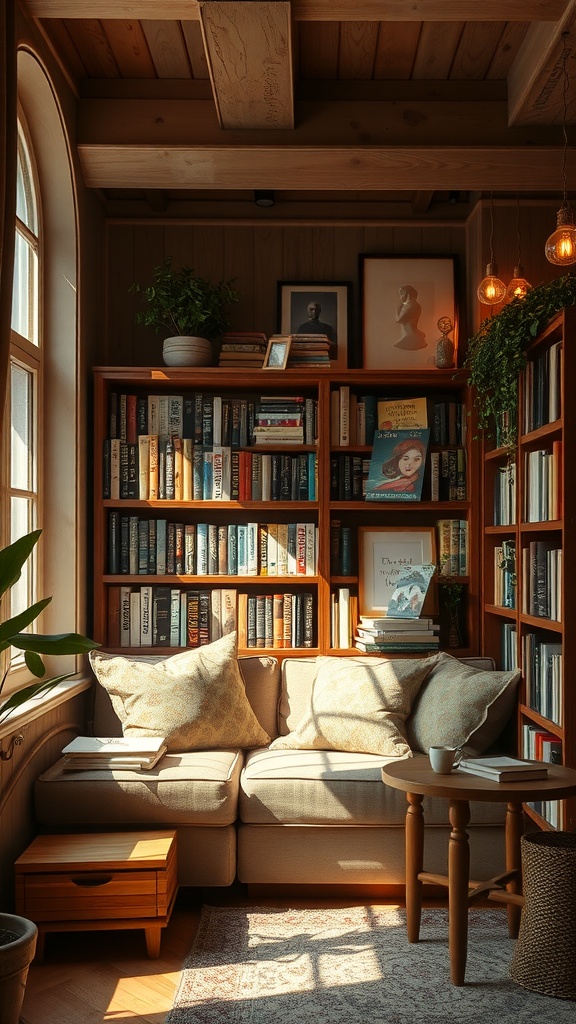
[
  {"left": 358, "top": 526, "right": 437, "bottom": 616},
  {"left": 278, "top": 281, "right": 351, "bottom": 369},
  {"left": 263, "top": 336, "right": 291, "bottom": 369},
  {"left": 360, "top": 255, "right": 458, "bottom": 370}
]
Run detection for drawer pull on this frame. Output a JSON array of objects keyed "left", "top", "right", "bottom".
[{"left": 71, "top": 874, "right": 113, "bottom": 887}]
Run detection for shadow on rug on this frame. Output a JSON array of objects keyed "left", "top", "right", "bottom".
[{"left": 167, "top": 906, "right": 574, "bottom": 1023}]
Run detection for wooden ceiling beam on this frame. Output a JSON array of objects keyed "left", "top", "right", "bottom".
[
  {"left": 412, "top": 190, "right": 435, "bottom": 214},
  {"left": 507, "top": 0, "right": 576, "bottom": 125},
  {"left": 25, "top": 0, "right": 567, "bottom": 21},
  {"left": 199, "top": 2, "right": 294, "bottom": 129}
]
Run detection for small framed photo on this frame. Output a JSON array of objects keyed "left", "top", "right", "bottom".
[
  {"left": 278, "top": 281, "right": 351, "bottom": 369},
  {"left": 360, "top": 255, "right": 458, "bottom": 370},
  {"left": 263, "top": 336, "right": 291, "bottom": 369},
  {"left": 358, "top": 526, "right": 437, "bottom": 616}
]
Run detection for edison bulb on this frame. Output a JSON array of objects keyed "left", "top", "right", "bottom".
[
  {"left": 506, "top": 266, "right": 532, "bottom": 301},
  {"left": 477, "top": 262, "right": 506, "bottom": 305},
  {"left": 545, "top": 205, "right": 576, "bottom": 266}
]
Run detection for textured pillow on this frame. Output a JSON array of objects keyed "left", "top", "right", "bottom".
[
  {"left": 406, "top": 651, "right": 521, "bottom": 755},
  {"left": 89, "top": 632, "right": 270, "bottom": 752},
  {"left": 269, "top": 655, "right": 438, "bottom": 757}
]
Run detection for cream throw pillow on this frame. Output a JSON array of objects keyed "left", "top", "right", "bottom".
[
  {"left": 269, "top": 655, "right": 438, "bottom": 757},
  {"left": 89, "top": 632, "right": 270, "bottom": 752}
]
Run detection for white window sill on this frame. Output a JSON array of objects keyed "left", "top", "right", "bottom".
[{"left": 0, "top": 676, "right": 92, "bottom": 741}]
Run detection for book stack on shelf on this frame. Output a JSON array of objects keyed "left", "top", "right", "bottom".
[
  {"left": 61, "top": 736, "right": 168, "bottom": 771},
  {"left": 218, "top": 332, "right": 268, "bottom": 367},
  {"left": 353, "top": 615, "right": 439, "bottom": 653},
  {"left": 285, "top": 334, "right": 331, "bottom": 368},
  {"left": 457, "top": 755, "right": 548, "bottom": 782},
  {"left": 253, "top": 395, "right": 305, "bottom": 445}
]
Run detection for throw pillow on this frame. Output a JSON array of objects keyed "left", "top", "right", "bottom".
[
  {"left": 406, "top": 651, "right": 521, "bottom": 755},
  {"left": 269, "top": 654, "right": 438, "bottom": 757},
  {"left": 89, "top": 631, "right": 270, "bottom": 752}
]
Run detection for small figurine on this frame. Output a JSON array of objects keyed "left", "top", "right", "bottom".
[{"left": 434, "top": 316, "right": 455, "bottom": 369}]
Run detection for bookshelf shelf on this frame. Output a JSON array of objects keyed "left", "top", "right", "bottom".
[
  {"left": 481, "top": 307, "right": 576, "bottom": 833},
  {"left": 94, "top": 365, "right": 477, "bottom": 660}
]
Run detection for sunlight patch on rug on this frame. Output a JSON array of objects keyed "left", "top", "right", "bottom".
[{"left": 167, "top": 906, "right": 574, "bottom": 1023}]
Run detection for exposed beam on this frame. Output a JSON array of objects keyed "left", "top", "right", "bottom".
[
  {"left": 412, "top": 190, "right": 435, "bottom": 214},
  {"left": 199, "top": 2, "right": 294, "bottom": 129},
  {"left": 25, "top": 0, "right": 568, "bottom": 21},
  {"left": 507, "top": 0, "right": 576, "bottom": 125}
]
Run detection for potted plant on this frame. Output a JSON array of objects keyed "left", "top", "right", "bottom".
[
  {"left": 130, "top": 258, "right": 240, "bottom": 367},
  {"left": 0, "top": 529, "right": 98, "bottom": 1023},
  {"left": 465, "top": 273, "right": 576, "bottom": 446}
]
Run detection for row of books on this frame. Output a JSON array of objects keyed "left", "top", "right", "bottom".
[
  {"left": 354, "top": 611, "right": 439, "bottom": 652},
  {"left": 521, "top": 540, "right": 562, "bottom": 621},
  {"left": 429, "top": 448, "right": 467, "bottom": 502},
  {"left": 104, "top": 441, "right": 318, "bottom": 502},
  {"left": 493, "top": 460, "right": 516, "bottom": 526},
  {"left": 108, "top": 584, "right": 314, "bottom": 650},
  {"left": 493, "top": 539, "right": 516, "bottom": 609},
  {"left": 523, "top": 443, "right": 562, "bottom": 523},
  {"left": 522, "top": 723, "right": 563, "bottom": 828},
  {"left": 437, "top": 519, "right": 468, "bottom": 577},
  {"left": 329, "top": 447, "right": 467, "bottom": 504},
  {"left": 522, "top": 631, "right": 563, "bottom": 726},
  {"left": 330, "top": 521, "right": 355, "bottom": 577},
  {"left": 330, "top": 587, "right": 357, "bottom": 649},
  {"left": 329, "top": 391, "right": 466, "bottom": 448},
  {"left": 108, "top": 390, "right": 318, "bottom": 448},
  {"left": 108, "top": 515, "right": 319, "bottom": 577},
  {"left": 521, "top": 339, "right": 562, "bottom": 435},
  {"left": 501, "top": 622, "right": 518, "bottom": 671}
]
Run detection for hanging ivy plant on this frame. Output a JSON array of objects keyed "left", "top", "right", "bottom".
[{"left": 465, "top": 273, "right": 576, "bottom": 444}]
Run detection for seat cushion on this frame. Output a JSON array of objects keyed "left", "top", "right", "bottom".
[
  {"left": 35, "top": 749, "right": 243, "bottom": 827},
  {"left": 239, "top": 748, "right": 506, "bottom": 827}
]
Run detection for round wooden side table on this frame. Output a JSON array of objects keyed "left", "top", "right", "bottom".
[{"left": 381, "top": 758, "right": 576, "bottom": 986}]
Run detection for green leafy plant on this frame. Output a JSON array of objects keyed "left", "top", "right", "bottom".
[
  {"left": 0, "top": 530, "right": 98, "bottom": 724},
  {"left": 465, "top": 273, "right": 576, "bottom": 444},
  {"left": 130, "top": 259, "right": 240, "bottom": 340}
]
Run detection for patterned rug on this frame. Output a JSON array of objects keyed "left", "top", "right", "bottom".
[{"left": 167, "top": 905, "right": 574, "bottom": 1023}]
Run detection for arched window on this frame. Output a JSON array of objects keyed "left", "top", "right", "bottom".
[{"left": 6, "top": 120, "right": 42, "bottom": 680}]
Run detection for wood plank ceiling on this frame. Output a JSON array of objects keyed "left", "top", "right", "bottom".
[{"left": 26, "top": 0, "right": 576, "bottom": 218}]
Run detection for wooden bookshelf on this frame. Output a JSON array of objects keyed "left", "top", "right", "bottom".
[
  {"left": 93, "top": 366, "right": 477, "bottom": 661},
  {"left": 481, "top": 307, "right": 576, "bottom": 832}
]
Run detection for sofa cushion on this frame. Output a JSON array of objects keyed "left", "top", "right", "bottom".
[
  {"left": 239, "top": 748, "right": 506, "bottom": 826},
  {"left": 406, "top": 651, "right": 521, "bottom": 755},
  {"left": 35, "top": 749, "right": 243, "bottom": 826},
  {"left": 269, "top": 654, "right": 438, "bottom": 756},
  {"left": 89, "top": 632, "right": 271, "bottom": 752}
]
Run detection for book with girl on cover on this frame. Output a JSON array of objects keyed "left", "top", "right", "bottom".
[{"left": 365, "top": 428, "right": 430, "bottom": 501}]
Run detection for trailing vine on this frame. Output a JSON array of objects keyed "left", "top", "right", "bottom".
[{"left": 465, "top": 273, "right": 576, "bottom": 444}]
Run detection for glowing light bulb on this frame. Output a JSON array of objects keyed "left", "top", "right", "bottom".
[
  {"left": 506, "top": 266, "right": 532, "bottom": 301},
  {"left": 477, "top": 262, "right": 506, "bottom": 305},
  {"left": 545, "top": 204, "right": 576, "bottom": 266}
]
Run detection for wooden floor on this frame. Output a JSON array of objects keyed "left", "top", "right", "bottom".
[{"left": 21, "top": 885, "right": 418, "bottom": 1024}]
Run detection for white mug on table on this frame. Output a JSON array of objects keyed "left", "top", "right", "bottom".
[{"left": 429, "top": 745, "right": 462, "bottom": 774}]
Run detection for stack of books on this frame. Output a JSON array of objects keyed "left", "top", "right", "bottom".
[
  {"left": 61, "top": 736, "right": 168, "bottom": 771},
  {"left": 218, "top": 332, "right": 268, "bottom": 367},
  {"left": 252, "top": 395, "right": 304, "bottom": 445},
  {"left": 287, "top": 334, "right": 331, "bottom": 368},
  {"left": 354, "top": 615, "right": 439, "bottom": 652},
  {"left": 457, "top": 755, "right": 549, "bottom": 782}
]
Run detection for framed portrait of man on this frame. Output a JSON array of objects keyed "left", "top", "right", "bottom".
[{"left": 278, "top": 281, "right": 351, "bottom": 369}]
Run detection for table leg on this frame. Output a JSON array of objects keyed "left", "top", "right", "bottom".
[
  {"left": 145, "top": 925, "right": 162, "bottom": 959},
  {"left": 405, "top": 791, "right": 424, "bottom": 943},
  {"left": 505, "top": 800, "right": 524, "bottom": 938},
  {"left": 448, "top": 799, "right": 470, "bottom": 986}
]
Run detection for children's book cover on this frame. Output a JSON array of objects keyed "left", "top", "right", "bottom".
[
  {"left": 365, "top": 428, "right": 430, "bottom": 501},
  {"left": 386, "top": 563, "right": 436, "bottom": 618},
  {"left": 377, "top": 397, "right": 428, "bottom": 430}
]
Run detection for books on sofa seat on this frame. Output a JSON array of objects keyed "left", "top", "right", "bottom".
[
  {"left": 61, "top": 736, "right": 167, "bottom": 771},
  {"left": 457, "top": 756, "right": 548, "bottom": 782}
]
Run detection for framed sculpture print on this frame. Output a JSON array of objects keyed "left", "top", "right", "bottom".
[
  {"left": 360, "top": 255, "right": 458, "bottom": 371},
  {"left": 358, "top": 526, "right": 436, "bottom": 616},
  {"left": 278, "top": 281, "right": 351, "bottom": 368}
]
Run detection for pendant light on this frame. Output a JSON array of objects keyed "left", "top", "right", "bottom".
[
  {"left": 545, "top": 33, "right": 576, "bottom": 266},
  {"left": 477, "top": 192, "right": 506, "bottom": 305},
  {"left": 507, "top": 196, "right": 532, "bottom": 300}
]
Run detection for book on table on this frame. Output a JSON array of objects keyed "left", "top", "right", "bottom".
[
  {"left": 61, "top": 736, "right": 168, "bottom": 771},
  {"left": 457, "top": 755, "right": 549, "bottom": 782}
]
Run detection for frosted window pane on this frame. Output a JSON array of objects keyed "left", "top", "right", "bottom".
[{"left": 11, "top": 363, "right": 32, "bottom": 491}]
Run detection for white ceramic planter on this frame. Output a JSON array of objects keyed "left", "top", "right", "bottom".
[
  {"left": 0, "top": 913, "right": 38, "bottom": 1024},
  {"left": 162, "top": 336, "right": 212, "bottom": 367}
]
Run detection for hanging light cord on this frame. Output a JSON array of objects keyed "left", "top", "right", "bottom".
[
  {"left": 515, "top": 194, "right": 522, "bottom": 266},
  {"left": 560, "top": 32, "right": 570, "bottom": 210},
  {"left": 489, "top": 191, "right": 496, "bottom": 264}
]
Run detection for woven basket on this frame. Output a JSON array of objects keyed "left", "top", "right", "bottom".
[{"left": 510, "top": 831, "right": 576, "bottom": 1001}]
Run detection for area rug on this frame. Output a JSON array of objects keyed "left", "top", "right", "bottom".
[{"left": 167, "top": 905, "right": 574, "bottom": 1023}]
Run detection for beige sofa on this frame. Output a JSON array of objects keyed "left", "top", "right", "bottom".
[{"left": 34, "top": 652, "right": 518, "bottom": 889}]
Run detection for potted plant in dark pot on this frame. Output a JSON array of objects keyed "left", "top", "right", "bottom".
[
  {"left": 0, "top": 530, "right": 98, "bottom": 1024},
  {"left": 131, "top": 258, "right": 240, "bottom": 367}
]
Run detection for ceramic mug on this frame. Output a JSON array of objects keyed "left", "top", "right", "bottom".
[{"left": 429, "top": 745, "right": 462, "bottom": 774}]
